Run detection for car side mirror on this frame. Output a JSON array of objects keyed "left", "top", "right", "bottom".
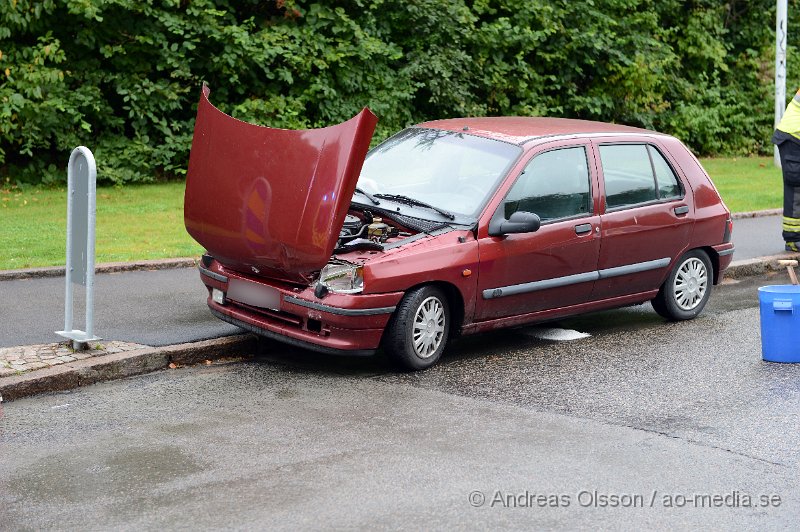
[{"left": 489, "top": 210, "right": 541, "bottom": 236}]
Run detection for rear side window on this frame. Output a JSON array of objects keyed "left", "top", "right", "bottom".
[
  {"left": 651, "top": 148, "right": 682, "bottom": 199},
  {"left": 504, "top": 146, "right": 592, "bottom": 222},
  {"left": 599, "top": 144, "right": 682, "bottom": 209}
]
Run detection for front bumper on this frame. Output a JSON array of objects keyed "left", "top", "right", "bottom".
[{"left": 199, "top": 263, "right": 402, "bottom": 355}]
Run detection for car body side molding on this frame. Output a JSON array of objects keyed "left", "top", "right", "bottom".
[
  {"left": 283, "top": 295, "right": 396, "bottom": 317},
  {"left": 482, "top": 257, "right": 671, "bottom": 300},
  {"left": 199, "top": 265, "right": 228, "bottom": 283},
  {"left": 596, "top": 257, "right": 672, "bottom": 279},
  {"left": 483, "top": 271, "right": 600, "bottom": 300}
]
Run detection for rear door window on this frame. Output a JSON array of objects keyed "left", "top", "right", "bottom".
[
  {"left": 650, "top": 147, "right": 682, "bottom": 199},
  {"left": 599, "top": 144, "right": 682, "bottom": 209}
]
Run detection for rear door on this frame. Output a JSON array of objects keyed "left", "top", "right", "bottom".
[
  {"left": 476, "top": 141, "right": 601, "bottom": 320},
  {"left": 590, "top": 140, "right": 694, "bottom": 301}
]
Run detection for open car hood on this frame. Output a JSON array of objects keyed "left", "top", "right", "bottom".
[{"left": 184, "top": 85, "right": 377, "bottom": 282}]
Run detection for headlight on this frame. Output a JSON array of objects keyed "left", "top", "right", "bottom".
[{"left": 318, "top": 262, "right": 364, "bottom": 294}]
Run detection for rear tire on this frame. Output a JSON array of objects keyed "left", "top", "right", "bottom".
[
  {"left": 384, "top": 286, "right": 450, "bottom": 371},
  {"left": 652, "top": 249, "right": 712, "bottom": 320}
]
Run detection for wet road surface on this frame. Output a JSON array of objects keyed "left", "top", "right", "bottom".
[{"left": 1, "top": 272, "right": 798, "bottom": 529}]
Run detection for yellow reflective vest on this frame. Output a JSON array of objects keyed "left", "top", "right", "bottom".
[{"left": 777, "top": 89, "right": 800, "bottom": 139}]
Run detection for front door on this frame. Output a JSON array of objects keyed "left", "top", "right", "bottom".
[{"left": 476, "top": 143, "right": 601, "bottom": 321}]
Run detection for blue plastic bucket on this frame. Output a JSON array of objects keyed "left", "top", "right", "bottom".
[{"left": 759, "top": 285, "right": 800, "bottom": 363}]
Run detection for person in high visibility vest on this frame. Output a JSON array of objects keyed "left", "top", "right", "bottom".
[{"left": 774, "top": 88, "right": 800, "bottom": 252}]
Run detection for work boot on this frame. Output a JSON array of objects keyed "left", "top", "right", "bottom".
[{"left": 786, "top": 242, "right": 800, "bottom": 252}]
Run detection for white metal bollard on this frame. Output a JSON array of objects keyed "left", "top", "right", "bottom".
[{"left": 56, "top": 147, "right": 101, "bottom": 350}]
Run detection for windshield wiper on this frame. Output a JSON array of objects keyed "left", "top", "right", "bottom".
[
  {"left": 373, "top": 193, "right": 455, "bottom": 220},
  {"left": 354, "top": 187, "right": 380, "bottom": 205}
]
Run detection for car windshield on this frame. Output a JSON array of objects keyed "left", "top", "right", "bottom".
[{"left": 357, "top": 128, "right": 521, "bottom": 218}]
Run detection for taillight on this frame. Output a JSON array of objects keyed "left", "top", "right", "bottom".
[{"left": 723, "top": 218, "right": 733, "bottom": 243}]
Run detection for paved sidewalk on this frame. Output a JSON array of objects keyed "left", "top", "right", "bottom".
[
  {"left": 0, "top": 334, "right": 259, "bottom": 401},
  {"left": 0, "top": 341, "right": 146, "bottom": 377},
  {"left": 0, "top": 266, "right": 239, "bottom": 348}
]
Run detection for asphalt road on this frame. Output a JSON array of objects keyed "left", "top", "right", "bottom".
[
  {"left": 2, "top": 272, "right": 798, "bottom": 529},
  {"left": 731, "top": 215, "right": 786, "bottom": 260}
]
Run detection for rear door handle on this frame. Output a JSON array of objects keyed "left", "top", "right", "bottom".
[
  {"left": 674, "top": 205, "right": 689, "bottom": 216},
  {"left": 575, "top": 223, "right": 592, "bottom": 235}
]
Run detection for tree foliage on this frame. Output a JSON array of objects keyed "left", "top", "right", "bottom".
[{"left": 0, "top": 0, "right": 795, "bottom": 184}]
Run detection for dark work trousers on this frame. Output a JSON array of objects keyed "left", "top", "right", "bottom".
[{"left": 775, "top": 136, "right": 800, "bottom": 249}]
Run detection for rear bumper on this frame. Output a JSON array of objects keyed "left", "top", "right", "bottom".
[
  {"left": 712, "top": 243, "right": 735, "bottom": 272},
  {"left": 200, "top": 264, "right": 402, "bottom": 355}
]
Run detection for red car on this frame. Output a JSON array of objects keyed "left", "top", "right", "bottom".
[{"left": 185, "top": 86, "right": 734, "bottom": 370}]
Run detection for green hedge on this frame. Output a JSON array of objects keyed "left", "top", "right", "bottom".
[{"left": 0, "top": 0, "right": 795, "bottom": 185}]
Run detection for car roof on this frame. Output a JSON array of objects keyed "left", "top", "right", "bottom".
[{"left": 417, "top": 117, "right": 662, "bottom": 145}]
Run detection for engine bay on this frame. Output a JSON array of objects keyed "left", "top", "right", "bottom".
[{"left": 334, "top": 210, "right": 416, "bottom": 253}]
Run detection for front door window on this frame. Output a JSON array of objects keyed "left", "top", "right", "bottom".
[{"left": 504, "top": 146, "right": 592, "bottom": 222}]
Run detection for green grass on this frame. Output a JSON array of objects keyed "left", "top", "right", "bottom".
[
  {"left": 1, "top": 182, "right": 203, "bottom": 270},
  {"left": 699, "top": 156, "right": 783, "bottom": 213},
  {"left": 0, "top": 156, "right": 786, "bottom": 270}
]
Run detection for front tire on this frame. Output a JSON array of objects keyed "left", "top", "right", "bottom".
[
  {"left": 651, "top": 249, "right": 713, "bottom": 320},
  {"left": 384, "top": 286, "right": 450, "bottom": 371}
]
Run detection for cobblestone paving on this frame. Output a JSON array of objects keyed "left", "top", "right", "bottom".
[{"left": 0, "top": 341, "right": 148, "bottom": 378}]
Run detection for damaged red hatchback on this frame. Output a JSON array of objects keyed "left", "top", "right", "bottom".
[{"left": 185, "top": 86, "right": 734, "bottom": 370}]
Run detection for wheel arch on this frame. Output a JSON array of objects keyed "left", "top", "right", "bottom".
[
  {"left": 432, "top": 281, "right": 466, "bottom": 338},
  {"left": 382, "top": 280, "right": 466, "bottom": 341},
  {"left": 698, "top": 246, "right": 722, "bottom": 285}
]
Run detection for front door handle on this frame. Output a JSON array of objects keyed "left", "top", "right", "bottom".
[
  {"left": 674, "top": 205, "right": 689, "bottom": 216},
  {"left": 575, "top": 223, "right": 592, "bottom": 235}
]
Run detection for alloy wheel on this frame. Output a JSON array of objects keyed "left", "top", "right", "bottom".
[
  {"left": 673, "top": 257, "right": 708, "bottom": 311},
  {"left": 411, "top": 296, "right": 446, "bottom": 358}
]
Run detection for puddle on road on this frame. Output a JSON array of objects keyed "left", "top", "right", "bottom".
[{"left": 520, "top": 327, "right": 591, "bottom": 341}]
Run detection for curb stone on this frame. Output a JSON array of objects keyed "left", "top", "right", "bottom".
[
  {"left": 731, "top": 208, "right": 782, "bottom": 219},
  {"left": 0, "top": 340, "right": 146, "bottom": 375},
  {"left": 0, "top": 334, "right": 259, "bottom": 402},
  {"left": 724, "top": 252, "right": 800, "bottom": 280},
  {"left": 0, "top": 257, "right": 197, "bottom": 282}
]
